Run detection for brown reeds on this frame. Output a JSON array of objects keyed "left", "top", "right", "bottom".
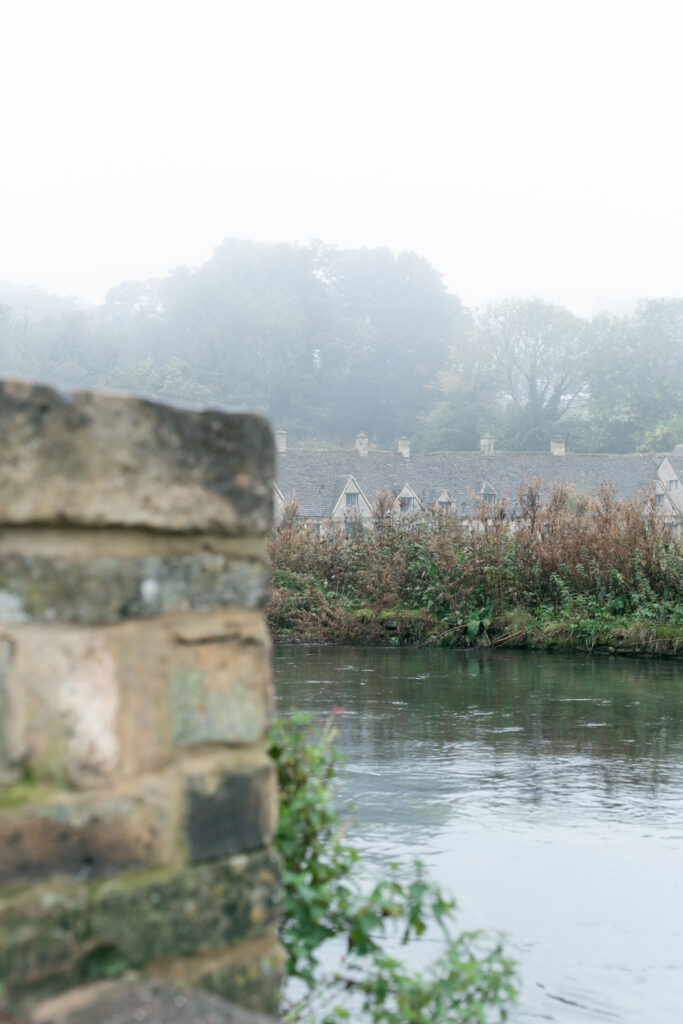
[{"left": 268, "top": 484, "right": 682, "bottom": 648}]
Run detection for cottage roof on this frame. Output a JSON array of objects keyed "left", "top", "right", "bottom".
[{"left": 275, "top": 446, "right": 660, "bottom": 518}]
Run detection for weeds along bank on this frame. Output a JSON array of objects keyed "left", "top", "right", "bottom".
[{"left": 267, "top": 483, "right": 683, "bottom": 656}]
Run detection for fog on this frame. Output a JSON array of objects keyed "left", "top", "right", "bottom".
[
  {"left": 1, "top": 1, "right": 682, "bottom": 453},
  {"left": 2, "top": 0, "right": 682, "bottom": 315},
  {"left": 1, "top": 238, "right": 681, "bottom": 453}
]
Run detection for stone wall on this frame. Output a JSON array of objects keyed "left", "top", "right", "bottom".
[{"left": 0, "top": 380, "right": 282, "bottom": 1015}]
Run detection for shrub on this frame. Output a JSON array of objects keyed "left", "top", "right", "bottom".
[
  {"left": 268, "top": 484, "right": 682, "bottom": 642},
  {"left": 268, "top": 712, "right": 518, "bottom": 1023}
]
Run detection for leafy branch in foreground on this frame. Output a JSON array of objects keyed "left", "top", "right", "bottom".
[{"left": 268, "top": 712, "right": 518, "bottom": 1023}]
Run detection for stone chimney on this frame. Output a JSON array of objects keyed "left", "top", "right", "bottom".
[
  {"left": 355, "top": 432, "right": 369, "bottom": 456},
  {"left": 0, "top": 380, "right": 280, "bottom": 1014},
  {"left": 480, "top": 434, "right": 494, "bottom": 456},
  {"left": 550, "top": 437, "right": 566, "bottom": 456},
  {"left": 397, "top": 437, "right": 410, "bottom": 459},
  {"left": 275, "top": 429, "right": 286, "bottom": 454}
]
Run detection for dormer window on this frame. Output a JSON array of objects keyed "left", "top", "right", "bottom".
[
  {"left": 435, "top": 490, "right": 454, "bottom": 514},
  {"left": 346, "top": 491, "right": 359, "bottom": 508},
  {"left": 480, "top": 480, "right": 496, "bottom": 505},
  {"left": 399, "top": 496, "right": 415, "bottom": 513}
]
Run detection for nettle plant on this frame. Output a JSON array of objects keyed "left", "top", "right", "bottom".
[{"left": 268, "top": 712, "right": 518, "bottom": 1024}]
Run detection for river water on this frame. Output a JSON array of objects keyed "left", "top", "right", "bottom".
[{"left": 274, "top": 646, "right": 683, "bottom": 1024}]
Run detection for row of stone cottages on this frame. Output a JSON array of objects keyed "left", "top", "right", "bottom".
[{"left": 273, "top": 431, "right": 683, "bottom": 532}]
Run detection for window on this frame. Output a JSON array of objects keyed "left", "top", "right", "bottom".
[
  {"left": 655, "top": 492, "right": 665, "bottom": 507},
  {"left": 399, "top": 496, "right": 415, "bottom": 513},
  {"left": 482, "top": 490, "right": 496, "bottom": 505},
  {"left": 668, "top": 479, "right": 679, "bottom": 491},
  {"left": 345, "top": 520, "right": 362, "bottom": 538},
  {"left": 438, "top": 500, "right": 453, "bottom": 512},
  {"left": 346, "top": 491, "right": 359, "bottom": 508}
]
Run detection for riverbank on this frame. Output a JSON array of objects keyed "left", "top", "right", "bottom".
[
  {"left": 269, "top": 484, "right": 683, "bottom": 658},
  {"left": 268, "top": 578, "right": 682, "bottom": 657}
]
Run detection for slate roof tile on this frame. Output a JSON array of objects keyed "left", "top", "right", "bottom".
[{"left": 275, "top": 448, "right": 661, "bottom": 518}]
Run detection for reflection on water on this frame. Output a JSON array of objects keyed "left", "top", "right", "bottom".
[{"left": 275, "top": 646, "right": 683, "bottom": 1024}]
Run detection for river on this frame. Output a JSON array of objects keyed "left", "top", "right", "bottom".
[{"left": 274, "top": 645, "right": 683, "bottom": 1024}]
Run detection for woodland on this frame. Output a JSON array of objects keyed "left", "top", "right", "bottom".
[{"left": 1, "top": 238, "right": 682, "bottom": 454}]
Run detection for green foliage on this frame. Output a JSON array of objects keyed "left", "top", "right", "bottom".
[
  {"left": 268, "top": 712, "right": 358, "bottom": 985},
  {"left": 268, "top": 713, "right": 518, "bottom": 1023},
  {"left": 78, "top": 945, "right": 129, "bottom": 981},
  {"left": 422, "top": 296, "right": 683, "bottom": 454},
  {"left": 109, "top": 355, "right": 215, "bottom": 404}
]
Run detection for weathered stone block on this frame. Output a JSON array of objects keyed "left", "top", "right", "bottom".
[
  {"left": 0, "top": 776, "right": 175, "bottom": 882},
  {"left": 114, "top": 612, "right": 273, "bottom": 779},
  {"left": 171, "top": 609, "right": 271, "bottom": 647},
  {"left": 91, "top": 849, "right": 281, "bottom": 966},
  {"left": 0, "top": 378, "right": 279, "bottom": 1009},
  {"left": 183, "top": 755, "right": 277, "bottom": 861},
  {"left": 0, "top": 882, "right": 90, "bottom": 993},
  {"left": 27, "top": 979, "right": 281, "bottom": 1024},
  {"left": 4, "top": 614, "right": 274, "bottom": 787},
  {"left": 0, "top": 380, "right": 273, "bottom": 534},
  {"left": 0, "top": 633, "right": 25, "bottom": 783},
  {"left": 196, "top": 934, "right": 285, "bottom": 1016},
  {"left": 0, "top": 553, "right": 270, "bottom": 625},
  {"left": 9, "top": 628, "right": 121, "bottom": 789},
  {"left": 0, "top": 852, "right": 281, "bottom": 999},
  {"left": 111, "top": 621, "right": 173, "bottom": 779},
  {"left": 170, "top": 640, "right": 273, "bottom": 748}
]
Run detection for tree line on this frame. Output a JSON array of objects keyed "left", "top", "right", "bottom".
[{"left": 1, "top": 238, "right": 682, "bottom": 452}]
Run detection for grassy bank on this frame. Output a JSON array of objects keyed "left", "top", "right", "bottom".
[{"left": 267, "top": 484, "right": 683, "bottom": 657}]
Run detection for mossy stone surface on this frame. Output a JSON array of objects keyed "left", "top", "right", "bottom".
[
  {"left": 170, "top": 641, "right": 272, "bottom": 748},
  {"left": 0, "top": 554, "right": 269, "bottom": 625},
  {"left": 0, "top": 882, "right": 90, "bottom": 996},
  {"left": 1, "top": 850, "right": 281, "bottom": 1000},
  {"left": 91, "top": 850, "right": 281, "bottom": 966},
  {"left": 0, "top": 635, "right": 24, "bottom": 784},
  {"left": 200, "top": 940, "right": 285, "bottom": 1017},
  {"left": 0, "top": 778, "right": 173, "bottom": 883}
]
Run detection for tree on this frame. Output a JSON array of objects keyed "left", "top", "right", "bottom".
[
  {"left": 427, "top": 299, "right": 589, "bottom": 451},
  {"left": 476, "top": 299, "right": 589, "bottom": 448},
  {"left": 317, "top": 245, "right": 468, "bottom": 444},
  {"left": 109, "top": 355, "right": 215, "bottom": 405},
  {"left": 96, "top": 239, "right": 468, "bottom": 445},
  {"left": 416, "top": 372, "right": 496, "bottom": 452},
  {"left": 586, "top": 300, "right": 683, "bottom": 451}
]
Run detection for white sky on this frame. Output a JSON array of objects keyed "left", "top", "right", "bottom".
[{"left": 1, "top": 0, "right": 682, "bottom": 315}]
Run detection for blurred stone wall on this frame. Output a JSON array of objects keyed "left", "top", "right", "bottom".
[{"left": 0, "top": 380, "right": 282, "bottom": 1014}]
